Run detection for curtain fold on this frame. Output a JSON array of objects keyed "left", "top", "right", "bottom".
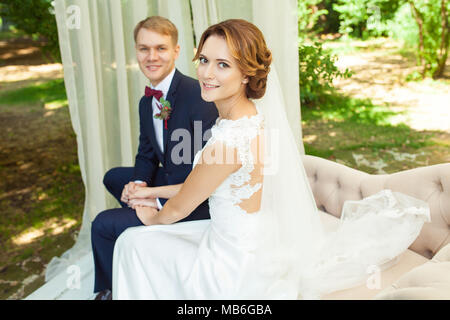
[
  {"left": 110, "top": 0, "right": 134, "bottom": 163},
  {"left": 44, "top": 0, "right": 303, "bottom": 288},
  {"left": 252, "top": 0, "right": 303, "bottom": 152}
]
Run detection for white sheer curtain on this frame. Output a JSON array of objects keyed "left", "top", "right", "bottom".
[{"left": 27, "top": 0, "right": 302, "bottom": 299}]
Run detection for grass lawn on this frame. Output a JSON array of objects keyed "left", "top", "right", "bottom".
[
  {"left": 0, "top": 78, "right": 84, "bottom": 299},
  {"left": 302, "top": 91, "right": 449, "bottom": 174},
  {"left": 0, "top": 30, "right": 27, "bottom": 41}
]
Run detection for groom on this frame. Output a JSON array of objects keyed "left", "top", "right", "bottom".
[{"left": 91, "top": 16, "right": 218, "bottom": 300}]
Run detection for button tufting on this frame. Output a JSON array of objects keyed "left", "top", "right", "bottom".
[
  {"left": 424, "top": 249, "right": 434, "bottom": 259},
  {"left": 436, "top": 180, "right": 444, "bottom": 192}
]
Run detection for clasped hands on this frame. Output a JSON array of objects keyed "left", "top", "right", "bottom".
[{"left": 121, "top": 181, "right": 159, "bottom": 226}]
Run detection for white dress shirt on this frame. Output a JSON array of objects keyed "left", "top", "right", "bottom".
[
  {"left": 150, "top": 67, "right": 176, "bottom": 153},
  {"left": 136, "top": 68, "right": 176, "bottom": 210}
]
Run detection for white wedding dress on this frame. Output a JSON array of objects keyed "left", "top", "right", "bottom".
[
  {"left": 113, "top": 112, "right": 281, "bottom": 299},
  {"left": 112, "top": 71, "right": 430, "bottom": 300}
]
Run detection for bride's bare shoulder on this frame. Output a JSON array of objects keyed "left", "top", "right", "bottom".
[{"left": 229, "top": 101, "right": 257, "bottom": 121}]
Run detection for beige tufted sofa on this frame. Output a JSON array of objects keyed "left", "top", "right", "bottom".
[{"left": 302, "top": 155, "right": 450, "bottom": 300}]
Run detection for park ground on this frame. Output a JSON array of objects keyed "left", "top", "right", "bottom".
[
  {"left": 0, "top": 34, "right": 83, "bottom": 299},
  {"left": 303, "top": 37, "right": 450, "bottom": 174},
  {"left": 0, "top": 33, "right": 449, "bottom": 299}
]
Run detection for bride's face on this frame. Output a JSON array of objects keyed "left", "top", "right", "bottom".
[{"left": 197, "top": 35, "right": 247, "bottom": 103}]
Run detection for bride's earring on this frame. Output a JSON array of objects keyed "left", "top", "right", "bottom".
[{"left": 242, "top": 77, "right": 249, "bottom": 84}]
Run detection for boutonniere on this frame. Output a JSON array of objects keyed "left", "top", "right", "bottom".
[
  {"left": 145, "top": 86, "right": 172, "bottom": 130},
  {"left": 154, "top": 97, "right": 172, "bottom": 129}
]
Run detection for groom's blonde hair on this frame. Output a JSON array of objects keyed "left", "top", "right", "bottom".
[
  {"left": 193, "top": 19, "right": 272, "bottom": 99},
  {"left": 134, "top": 16, "right": 178, "bottom": 46}
]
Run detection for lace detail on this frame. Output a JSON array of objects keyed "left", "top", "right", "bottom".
[{"left": 193, "top": 112, "right": 264, "bottom": 212}]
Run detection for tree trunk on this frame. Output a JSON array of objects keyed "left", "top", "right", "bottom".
[
  {"left": 433, "top": 0, "right": 449, "bottom": 79},
  {"left": 409, "top": 1, "right": 426, "bottom": 77}
]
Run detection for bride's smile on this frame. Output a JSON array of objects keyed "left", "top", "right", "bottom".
[{"left": 201, "top": 82, "right": 220, "bottom": 90}]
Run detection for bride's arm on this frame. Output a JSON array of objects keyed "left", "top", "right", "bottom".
[
  {"left": 129, "top": 184, "right": 183, "bottom": 200},
  {"left": 136, "top": 142, "right": 241, "bottom": 226}
]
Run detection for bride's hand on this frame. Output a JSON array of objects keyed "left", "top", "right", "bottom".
[
  {"left": 135, "top": 205, "right": 159, "bottom": 226},
  {"left": 128, "top": 186, "right": 155, "bottom": 200},
  {"left": 128, "top": 198, "right": 158, "bottom": 210}
]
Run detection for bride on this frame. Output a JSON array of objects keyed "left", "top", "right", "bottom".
[{"left": 112, "top": 19, "right": 429, "bottom": 299}]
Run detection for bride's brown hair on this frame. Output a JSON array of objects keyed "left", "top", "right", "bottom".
[{"left": 193, "top": 19, "right": 272, "bottom": 99}]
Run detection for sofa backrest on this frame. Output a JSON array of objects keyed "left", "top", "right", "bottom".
[{"left": 302, "top": 155, "right": 450, "bottom": 259}]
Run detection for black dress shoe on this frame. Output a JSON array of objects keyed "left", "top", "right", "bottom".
[{"left": 94, "top": 289, "right": 112, "bottom": 300}]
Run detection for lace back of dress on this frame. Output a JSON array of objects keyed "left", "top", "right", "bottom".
[
  {"left": 208, "top": 112, "right": 266, "bottom": 215},
  {"left": 230, "top": 128, "right": 264, "bottom": 214}
]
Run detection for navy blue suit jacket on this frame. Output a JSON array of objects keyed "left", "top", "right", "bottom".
[{"left": 132, "top": 69, "right": 218, "bottom": 221}]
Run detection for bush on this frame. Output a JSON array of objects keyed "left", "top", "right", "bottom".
[
  {"left": 297, "top": 1, "right": 353, "bottom": 107},
  {"left": 387, "top": 2, "right": 418, "bottom": 47},
  {"left": 298, "top": 41, "right": 353, "bottom": 107},
  {"left": 333, "top": 0, "right": 402, "bottom": 39},
  {"left": 0, "top": 0, "right": 60, "bottom": 61}
]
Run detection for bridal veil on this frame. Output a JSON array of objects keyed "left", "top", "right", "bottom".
[{"left": 254, "top": 67, "right": 430, "bottom": 299}]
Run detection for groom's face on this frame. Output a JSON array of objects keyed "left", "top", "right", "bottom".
[{"left": 135, "top": 28, "right": 180, "bottom": 87}]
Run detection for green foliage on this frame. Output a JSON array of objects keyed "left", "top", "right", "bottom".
[
  {"left": 405, "top": 70, "right": 423, "bottom": 82},
  {"left": 0, "top": 0, "right": 60, "bottom": 61},
  {"left": 329, "top": 0, "right": 449, "bottom": 79},
  {"left": 298, "top": 0, "right": 328, "bottom": 39},
  {"left": 298, "top": 41, "right": 353, "bottom": 106},
  {"left": 386, "top": 0, "right": 450, "bottom": 79},
  {"left": 297, "top": 1, "right": 352, "bottom": 106},
  {"left": 333, "top": 0, "right": 402, "bottom": 38},
  {"left": 387, "top": 2, "right": 418, "bottom": 46},
  {"left": 406, "top": 0, "right": 450, "bottom": 78}
]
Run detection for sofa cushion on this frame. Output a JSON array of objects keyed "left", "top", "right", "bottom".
[{"left": 373, "top": 244, "right": 450, "bottom": 300}]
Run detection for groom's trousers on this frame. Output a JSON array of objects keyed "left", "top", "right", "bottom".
[
  {"left": 91, "top": 207, "right": 143, "bottom": 293},
  {"left": 92, "top": 166, "right": 142, "bottom": 292},
  {"left": 102, "top": 166, "right": 135, "bottom": 208},
  {"left": 92, "top": 167, "right": 210, "bottom": 292}
]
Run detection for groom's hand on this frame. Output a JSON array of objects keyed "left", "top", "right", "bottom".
[{"left": 121, "top": 181, "right": 147, "bottom": 204}]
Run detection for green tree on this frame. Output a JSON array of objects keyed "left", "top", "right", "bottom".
[
  {"left": 408, "top": 0, "right": 449, "bottom": 79},
  {"left": 298, "top": 41, "right": 353, "bottom": 106},
  {"left": 297, "top": 1, "right": 353, "bottom": 107},
  {"left": 319, "top": 0, "right": 341, "bottom": 34},
  {"left": 333, "top": 0, "right": 402, "bottom": 38},
  {"left": 331, "top": 0, "right": 449, "bottom": 79},
  {"left": 0, "top": 0, "right": 60, "bottom": 61},
  {"left": 298, "top": 0, "right": 328, "bottom": 39}
]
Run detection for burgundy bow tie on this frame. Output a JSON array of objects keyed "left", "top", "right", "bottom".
[{"left": 145, "top": 86, "right": 163, "bottom": 101}]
